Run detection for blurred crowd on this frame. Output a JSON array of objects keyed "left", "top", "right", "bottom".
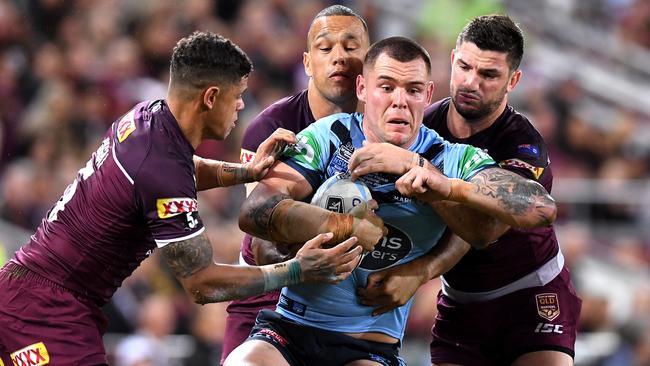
[{"left": 0, "top": 0, "right": 649, "bottom": 365}]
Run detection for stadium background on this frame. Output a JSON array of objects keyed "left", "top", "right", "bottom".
[{"left": 0, "top": 0, "right": 649, "bottom": 365}]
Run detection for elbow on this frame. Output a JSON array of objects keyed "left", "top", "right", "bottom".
[
  {"left": 468, "top": 238, "right": 493, "bottom": 250},
  {"left": 239, "top": 198, "right": 260, "bottom": 235},
  {"left": 532, "top": 195, "right": 557, "bottom": 227}
]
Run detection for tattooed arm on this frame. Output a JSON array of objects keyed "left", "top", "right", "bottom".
[
  {"left": 397, "top": 166, "right": 557, "bottom": 230},
  {"left": 194, "top": 128, "right": 296, "bottom": 191},
  {"left": 161, "top": 230, "right": 362, "bottom": 304},
  {"left": 239, "top": 161, "right": 385, "bottom": 251}
]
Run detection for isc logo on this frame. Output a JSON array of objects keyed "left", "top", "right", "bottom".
[{"left": 534, "top": 323, "right": 563, "bottom": 334}]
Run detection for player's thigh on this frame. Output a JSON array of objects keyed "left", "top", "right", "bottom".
[
  {"left": 511, "top": 350, "right": 573, "bottom": 366},
  {"left": 224, "top": 339, "right": 289, "bottom": 366}
]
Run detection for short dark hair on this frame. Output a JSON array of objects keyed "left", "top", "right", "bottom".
[
  {"left": 311, "top": 5, "right": 368, "bottom": 33},
  {"left": 364, "top": 36, "right": 431, "bottom": 75},
  {"left": 456, "top": 14, "right": 524, "bottom": 71},
  {"left": 307, "top": 5, "right": 369, "bottom": 49},
  {"left": 170, "top": 31, "right": 252, "bottom": 90}
]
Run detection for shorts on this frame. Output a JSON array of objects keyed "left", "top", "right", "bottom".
[
  {"left": 0, "top": 262, "right": 109, "bottom": 366},
  {"left": 247, "top": 309, "right": 405, "bottom": 366},
  {"left": 430, "top": 267, "right": 582, "bottom": 366},
  {"left": 221, "top": 291, "right": 279, "bottom": 364}
]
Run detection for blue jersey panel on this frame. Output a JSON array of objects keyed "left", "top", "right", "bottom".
[{"left": 278, "top": 113, "right": 495, "bottom": 340}]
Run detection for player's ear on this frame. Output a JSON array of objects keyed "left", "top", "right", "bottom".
[
  {"left": 356, "top": 74, "right": 366, "bottom": 103},
  {"left": 506, "top": 69, "right": 522, "bottom": 93},
  {"left": 203, "top": 86, "right": 220, "bottom": 109},
  {"left": 426, "top": 81, "right": 434, "bottom": 104},
  {"left": 303, "top": 51, "right": 312, "bottom": 78}
]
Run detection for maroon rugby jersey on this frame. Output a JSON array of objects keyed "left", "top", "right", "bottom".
[
  {"left": 239, "top": 90, "right": 314, "bottom": 265},
  {"left": 12, "top": 100, "right": 204, "bottom": 305},
  {"left": 424, "top": 98, "right": 558, "bottom": 292}
]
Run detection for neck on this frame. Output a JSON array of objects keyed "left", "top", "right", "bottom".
[
  {"left": 167, "top": 94, "right": 203, "bottom": 149},
  {"left": 447, "top": 98, "right": 507, "bottom": 139},
  {"left": 307, "top": 81, "right": 360, "bottom": 120}
]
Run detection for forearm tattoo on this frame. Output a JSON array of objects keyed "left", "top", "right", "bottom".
[
  {"left": 161, "top": 233, "right": 213, "bottom": 278},
  {"left": 471, "top": 168, "right": 553, "bottom": 216},
  {"left": 247, "top": 193, "right": 289, "bottom": 235},
  {"left": 216, "top": 162, "right": 249, "bottom": 187}
]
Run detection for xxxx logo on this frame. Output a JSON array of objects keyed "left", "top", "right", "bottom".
[
  {"left": 10, "top": 342, "right": 49, "bottom": 366},
  {"left": 240, "top": 149, "right": 255, "bottom": 164},
  {"left": 156, "top": 198, "right": 198, "bottom": 219},
  {"left": 117, "top": 110, "right": 136, "bottom": 143}
]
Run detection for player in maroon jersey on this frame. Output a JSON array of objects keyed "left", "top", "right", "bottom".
[
  {"left": 351, "top": 15, "right": 581, "bottom": 366},
  {"left": 0, "top": 31, "right": 366, "bottom": 366},
  {"left": 221, "top": 5, "right": 371, "bottom": 363}
]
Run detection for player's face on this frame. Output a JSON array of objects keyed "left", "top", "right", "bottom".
[
  {"left": 450, "top": 41, "right": 521, "bottom": 121},
  {"left": 304, "top": 15, "right": 369, "bottom": 105},
  {"left": 357, "top": 53, "right": 433, "bottom": 148},
  {"left": 208, "top": 76, "right": 248, "bottom": 140}
]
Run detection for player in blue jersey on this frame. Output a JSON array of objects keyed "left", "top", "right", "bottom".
[
  {"left": 222, "top": 6, "right": 372, "bottom": 363},
  {"left": 353, "top": 15, "right": 581, "bottom": 366},
  {"left": 0, "top": 31, "right": 365, "bottom": 365},
  {"left": 227, "top": 36, "right": 556, "bottom": 366}
]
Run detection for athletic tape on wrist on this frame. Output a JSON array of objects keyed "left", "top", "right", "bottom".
[{"left": 261, "top": 259, "right": 302, "bottom": 292}]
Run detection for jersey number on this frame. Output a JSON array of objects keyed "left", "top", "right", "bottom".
[{"left": 47, "top": 138, "right": 110, "bottom": 222}]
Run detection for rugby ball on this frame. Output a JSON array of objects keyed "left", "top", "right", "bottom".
[{"left": 310, "top": 174, "right": 371, "bottom": 213}]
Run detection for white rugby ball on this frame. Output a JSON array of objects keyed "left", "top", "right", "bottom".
[{"left": 310, "top": 174, "right": 371, "bottom": 213}]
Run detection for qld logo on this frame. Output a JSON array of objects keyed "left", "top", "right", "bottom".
[
  {"left": 536, "top": 293, "right": 560, "bottom": 321},
  {"left": 359, "top": 224, "right": 412, "bottom": 270}
]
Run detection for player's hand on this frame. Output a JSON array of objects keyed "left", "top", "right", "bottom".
[
  {"left": 251, "top": 237, "right": 300, "bottom": 265},
  {"left": 296, "top": 233, "right": 363, "bottom": 284},
  {"left": 396, "top": 166, "right": 451, "bottom": 202},
  {"left": 349, "top": 141, "right": 415, "bottom": 181},
  {"left": 248, "top": 128, "right": 297, "bottom": 181},
  {"left": 356, "top": 261, "right": 427, "bottom": 316},
  {"left": 349, "top": 200, "right": 387, "bottom": 251}
]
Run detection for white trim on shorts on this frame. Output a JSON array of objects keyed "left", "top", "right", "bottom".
[{"left": 441, "top": 249, "right": 565, "bottom": 304}]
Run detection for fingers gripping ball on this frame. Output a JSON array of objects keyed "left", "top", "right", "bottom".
[
  {"left": 311, "top": 174, "right": 372, "bottom": 268},
  {"left": 310, "top": 174, "right": 371, "bottom": 214}
]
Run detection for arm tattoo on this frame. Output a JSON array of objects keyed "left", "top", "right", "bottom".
[
  {"left": 247, "top": 193, "right": 289, "bottom": 234},
  {"left": 216, "top": 162, "right": 249, "bottom": 187},
  {"left": 471, "top": 168, "right": 550, "bottom": 215},
  {"left": 161, "top": 233, "right": 213, "bottom": 278}
]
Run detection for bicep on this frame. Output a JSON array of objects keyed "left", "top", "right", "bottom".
[
  {"left": 161, "top": 231, "right": 213, "bottom": 279},
  {"left": 251, "top": 161, "right": 313, "bottom": 200}
]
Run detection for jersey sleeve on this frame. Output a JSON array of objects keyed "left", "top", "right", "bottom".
[
  {"left": 436, "top": 142, "right": 497, "bottom": 181},
  {"left": 134, "top": 155, "right": 204, "bottom": 248},
  {"left": 498, "top": 133, "right": 549, "bottom": 182},
  {"left": 240, "top": 115, "right": 280, "bottom": 164},
  {"left": 280, "top": 120, "right": 333, "bottom": 191}
]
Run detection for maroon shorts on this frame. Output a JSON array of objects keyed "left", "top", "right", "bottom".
[
  {"left": 430, "top": 267, "right": 582, "bottom": 366},
  {"left": 220, "top": 290, "right": 279, "bottom": 365},
  {"left": 0, "top": 262, "right": 109, "bottom": 366}
]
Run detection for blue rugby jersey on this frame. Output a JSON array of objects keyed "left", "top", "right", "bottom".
[{"left": 277, "top": 112, "right": 495, "bottom": 340}]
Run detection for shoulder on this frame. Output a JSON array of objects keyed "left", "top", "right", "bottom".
[
  {"left": 496, "top": 106, "right": 549, "bottom": 160},
  {"left": 112, "top": 101, "right": 157, "bottom": 179},
  {"left": 242, "top": 90, "right": 310, "bottom": 150},
  {"left": 306, "top": 112, "right": 358, "bottom": 136},
  {"left": 423, "top": 98, "right": 451, "bottom": 129}
]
